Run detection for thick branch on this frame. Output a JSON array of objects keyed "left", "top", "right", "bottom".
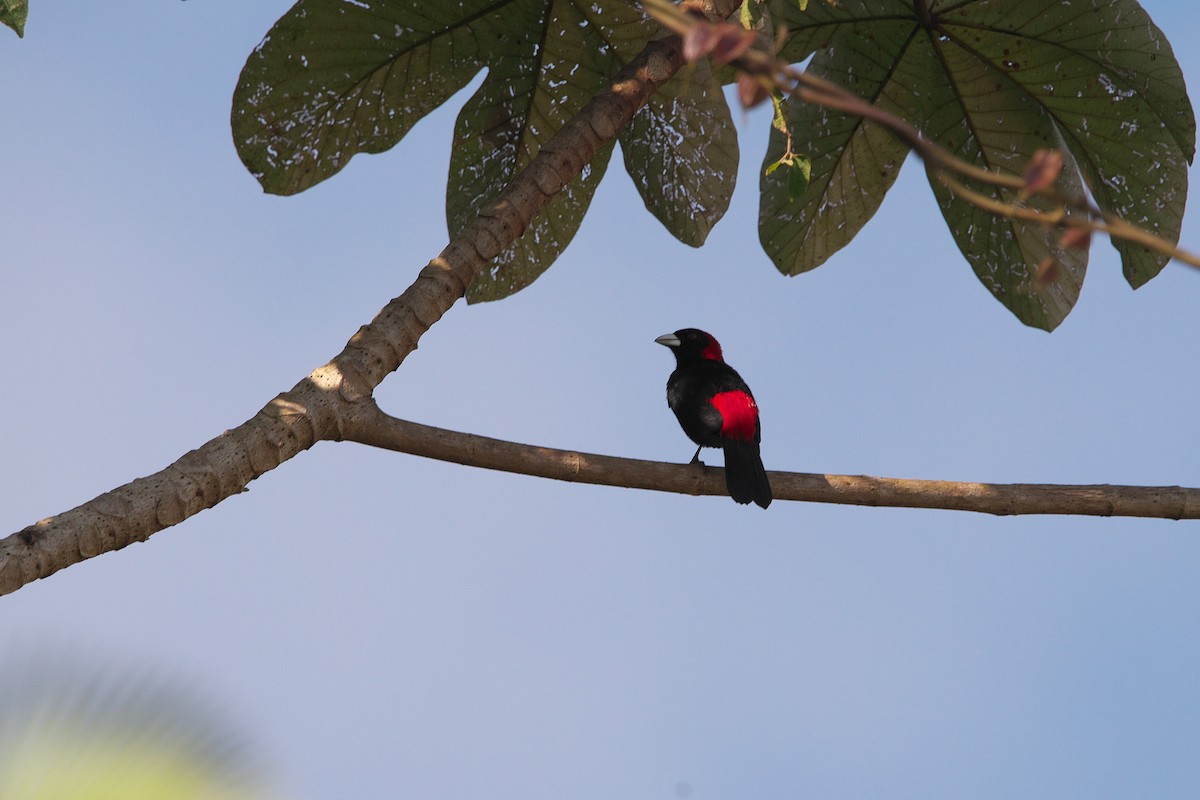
[
  {"left": 344, "top": 408, "right": 1200, "bottom": 520},
  {"left": 0, "top": 0, "right": 744, "bottom": 597}
]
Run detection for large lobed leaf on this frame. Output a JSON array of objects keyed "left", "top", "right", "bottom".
[
  {"left": 621, "top": 58, "right": 738, "bottom": 250},
  {"left": 759, "top": 18, "right": 913, "bottom": 278},
  {"left": 233, "top": 1, "right": 502, "bottom": 197},
  {"left": 233, "top": 0, "right": 740, "bottom": 302},
  {"left": 443, "top": 0, "right": 650, "bottom": 302},
  {"left": 232, "top": 0, "right": 1192, "bottom": 324},
  {"left": 766, "top": 0, "right": 1195, "bottom": 330}
]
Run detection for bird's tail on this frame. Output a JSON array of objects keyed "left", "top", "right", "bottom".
[{"left": 723, "top": 441, "right": 772, "bottom": 509}]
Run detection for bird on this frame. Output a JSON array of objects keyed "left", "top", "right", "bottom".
[{"left": 655, "top": 328, "right": 772, "bottom": 508}]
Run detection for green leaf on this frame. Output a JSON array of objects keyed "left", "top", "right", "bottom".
[
  {"left": 1, "top": 0, "right": 27, "bottom": 38},
  {"left": 233, "top": 0, "right": 501, "bottom": 197},
  {"left": 232, "top": 0, "right": 1191, "bottom": 318},
  {"left": 905, "top": 39, "right": 1086, "bottom": 330},
  {"left": 740, "top": 0, "right": 777, "bottom": 44},
  {"left": 740, "top": 0, "right": 761, "bottom": 29},
  {"left": 619, "top": 58, "right": 739, "bottom": 249},
  {"left": 786, "top": 155, "right": 810, "bottom": 200},
  {"left": 769, "top": 0, "right": 1194, "bottom": 328},
  {"left": 770, "top": 92, "right": 788, "bottom": 133},
  {"left": 935, "top": 0, "right": 1194, "bottom": 289},
  {"left": 775, "top": 0, "right": 913, "bottom": 65},
  {"left": 238, "top": 0, "right": 735, "bottom": 302},
  {"left": 760, "top": 21, "right": 912, "bottom": 276},
  {"left": 444, "top": 1, "right": 654, "bottom": 302}
]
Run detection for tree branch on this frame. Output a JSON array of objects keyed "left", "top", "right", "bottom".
[
  {"left": 343, "top": 407, "right": 1200, "bottom": 520},
  {"left": 5, "top": 0, "right": 1193, "bottom": 597},
  {"left": 0, "top": 0, "right": 745, "bottom": 597}
]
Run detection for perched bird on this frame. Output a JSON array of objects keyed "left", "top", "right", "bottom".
[{"left": 655, "top": 328, "right": 772, "bottom": 509}]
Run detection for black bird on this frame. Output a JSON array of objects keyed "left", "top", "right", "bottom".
[{"left": 656, "top": 328, "right": 772, "bottom": 508}]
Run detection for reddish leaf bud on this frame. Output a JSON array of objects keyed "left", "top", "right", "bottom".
[
  {"left": 737, "top": 73, "right": 770, "bottom": 109},
  {"left": 710, "top": 26, "right": 756, "bottom": 64},
  {"left": 1023, "top": 149, "right": 1063, "bottom": 194},
  {"left": 683, "top": 24, "right": 718, "bottom": 62},
  {"left": 1058, "top": 227, "right": 1092, "bottom": 251}
]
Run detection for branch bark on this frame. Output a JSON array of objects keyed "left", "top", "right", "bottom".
[
  {"left": 0, "top": 0, "right": 743, "bottom": 597},
  {"left": 344, "top": 408, "right": 1200, "bottom": 520}
]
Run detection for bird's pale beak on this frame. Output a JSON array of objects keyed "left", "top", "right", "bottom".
[{"left": 655, "top": 333, "right": 681, "bottom": 348}]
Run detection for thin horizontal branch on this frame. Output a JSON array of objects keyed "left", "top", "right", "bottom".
[{"left": 344, "top": 408, "right": 1200, "bottom": 520}]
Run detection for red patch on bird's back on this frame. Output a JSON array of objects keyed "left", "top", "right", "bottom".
[{"left": 711, "top": 390, "right": 758, "bottom": 441}]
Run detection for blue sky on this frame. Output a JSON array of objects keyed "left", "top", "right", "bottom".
[{"left": 2, "top": 2, "right": 1199, "bottom": 798}]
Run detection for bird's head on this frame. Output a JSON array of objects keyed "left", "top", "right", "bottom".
[{"left": 655, "top": 328, "right": 724, "bottom": 365}]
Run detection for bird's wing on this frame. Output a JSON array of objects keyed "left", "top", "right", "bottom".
[{"left": 693, "top": 402, "right": 725, "bottom": 437}]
